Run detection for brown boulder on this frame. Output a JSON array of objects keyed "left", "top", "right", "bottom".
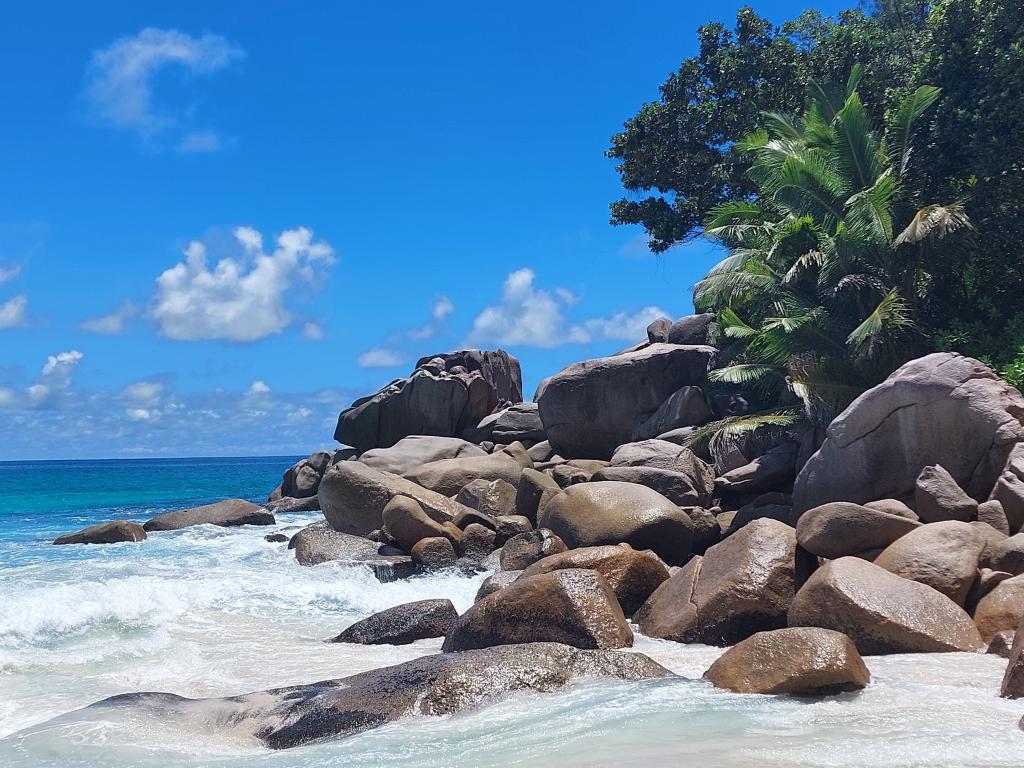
[
  {"left": 499, "top": 529, "right": 567, "bottom": 571},
  {"left": 144, "top": 499, "right": 273, "bottom": 532},
  {"left": 635, "top": 519, "right": 796, "bottom": 645},
  {"left": 382, "top": 496, "right": 461, "bottom": 552},
  {"left": 538, "top": 481, "right": 695, "bottom": 566},
  {"left": 796, "top": 502, "right": 920, "bottom": 559},
  {"left": 456, "top": 478, "right": 517, "bottom": 518},
  {"left": 441, "top": 569, "right": 633, "bottom": 651},
  {"left": 1001, "top": 621, "right": 1024, "bottom": 698},
  {"left": 873, "top": 520, "right": 983, "bottom": 605},
  {"left": 514, "top": 467, "right": 560, "bottom": 524},
  {"left": 704, "top": 627, "right": 870, "bottom": 695},
  {"left": 521, "top": 545, "right": 670, "bottom": 616},
  {"left": 331, "top": 599, "right": 458, "bottom": 645},
  {"left": 788, "top": 556, "right": 982, "bottom": 654},
  {"left": 53, "top": 520, "right": 147, "bottom": 545},
  {"left": 974, "top": 574, "right": 1024, "bottom": 641},
  {"left": 982, "top": 533, "right": 1024, "bottom": 575},
  {"left": 402, "top": 444, "right": 530, "bottom": 496},
  {"left": 410, "top": 537, "right": 457, "bottom": 570}
]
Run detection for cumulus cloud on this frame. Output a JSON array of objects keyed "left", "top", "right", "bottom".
[
  {"left": 0, "top": 294, "right": 28, "bottom": 328},
  {"left": 302, "top": 321, "right": 325, "bottom": 340},
  {"left": 126, "top": 407, "right": 155, "bottom": 421},
  {"left": 247, "top": 380, "right": 271, "bottom": 395},
  {"left": 152, "top": 226, "right": 335, "bottom": 342},
  {"left": 121, "top": 380, "right": 163, "bottom": 405},
  {"left": 357, "top": 347, "right": 405, "bottom": 368},
  {"left": 466, "top": 268, "right": 668, "bottom": 348},
  {"left": 27, "top": 350, "right": 85, "bottom": 409},
  {"left": 42, "top": 350, "right": 84, "bottom": 376},
  {"left": 0, "top": 263, "right": 21, "bottom": 284},
  {"left": 81, "top": 301, "right": 138, "bottom": 334},
  {"left": 432, "top": 296, "right": 454, "bottom": 320},
  {"left": 85, "top": 27, "right": 243, "bottom": 147}
]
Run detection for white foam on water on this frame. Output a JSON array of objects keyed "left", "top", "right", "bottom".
[{"left": 3, "top": 517, "right": 1024, "bottom": 767}]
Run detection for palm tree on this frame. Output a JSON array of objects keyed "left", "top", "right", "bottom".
[{"left": 690, "top": 66, "right": 971, "bottom": 457}]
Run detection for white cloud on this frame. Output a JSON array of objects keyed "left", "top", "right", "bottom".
[
  {"left": 358, "top": 347, "right": 405, "bottom": 368},
  {"left": 85, "top": 27, "right": 243, "bottom": 146},
  {"left": 152, "top": 226, "right": 335, "bottom": 342},
  {"left": 121, "top": 381, "right": 163, "bottom": 405},
  {"left": 177, "top": 130, "right": 226, "bottom": 154},
  {"left": 0, "top": 294, "right": 28, "bottom": 328},
  {"left": 126, "top": 408, "right": 155, "bottom": 421},
  {"left": 247, "top": 380, "right": 271, "bottom": 395},
  {"left": 81, "top": 301, "right": 138, "bottom": 334},
  {"left": 432, "top": 296, "right": 454, "bottom": 320},
  {"left": 466, "top": 268, "right": 670, "bottom": 348},
  {"left": 302, "top": 321, "right": 325, "bottom": 340},
  {"left": 0, "top": 386, "right": 17, "bottom": 407},
  {"left": 0, "top": 263, "right": 21, "bottom": 284},
  {"left": 42, "top": 350, "right": 84, "bottom": 376}
]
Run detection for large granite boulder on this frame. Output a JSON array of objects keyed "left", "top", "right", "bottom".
[
  {"left": 593, "top": 439, "right": 715, "bottom": 507},
  {"left": 873, "top": 520, "right": 984, "bottom": 605},
  {"left": 442, "top": 569, "right": 633, "bottom": 651},
  {"left": 793, "top": 353, "right": 1024, "bottom": 513},
  {"left": 973, "top": 574, "right": 1024, "bottom": 642},
  {"left": 632, "top": 386, "right": 712, "bottom": 441},
  {"left": 317, "top": 461, "right": 466, "bottom": 536},
  {"left": 330, "top": 599, "right": 458, "bottom": 645},
  {"left": 53, "top": 520, "right": 147, "bottom": 545},
  {"left": 635, "top": 519, "right": 796, "bottom": 645},
  {"left": 402, "top": 443, "right": 531, "bottom": 496},
  {"left": 83, "top": 643, "right": 672, "bottom": 750},
  {"left": 521, "top": 545, "right": 671, "bottom": 616},
  {"left": 143, "top": 499, "right": 274, "bottom": 532},
  {"left": 538, "top": 481, "right": 695, "bottom": 565},
  {"left": 359, "top": 436, "right": 486, "bottom": 475},
  {"left": 788, "top": 556, "right": 982, "bottom": 654},
  {"left": 537, "top": 343, "right": 716, "bottom": 459},
  {"left": 991, "top": 443, "right": 1024, "bottom": 533},
  {"left": 490, "top": 402, "right": 546, "bottom": 444},
  {"left": 715, "top": 442, "right": 799, "bottom": 496},
  {"left": 334, "top": 350, "right": 522, "bottom": 451},
  {"left": 796, "top": 502, "right": 921, "bottom": 559},
  {"left": 381, "top": 496, "right": 462, "bottom": 552},
  {"left": 290, "top": 522, "right": 416, "bottom": 581},
  {"left": 278, "top": 450, "right": 332, "bottom": 499},
  {"left": 704, "top": 627, "right": 870, "bottom": 696},
  {"left": 915, "top": 464, "right": 979, "bottom": 522}
]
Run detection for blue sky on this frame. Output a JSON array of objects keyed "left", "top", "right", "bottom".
[{"left": 0, "top": 0, "right": 848, "bottom": 460}]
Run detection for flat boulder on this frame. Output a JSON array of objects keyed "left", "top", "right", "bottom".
[
  {"left": 317, "top": 461, "right": 466, "bottom": 536},
  {"left": 442, "top": 569, "right": 633, "bottom": 651},
  {"left": 704, "top": 627, "right": 870, "bottom": 696},
  {"left": 83, "top": 643, "right": 671, "bottom": 750},
  {"left": 537, "top": 343, "right": 716, "bottom": 459},
  {"left": 53, "top": 520, "right": 147, "bottom": 545},
  {"left": 359, "top": 436, "right": 486, "bottom": 475},
  {"left": 788, "top": 556, "right": 982, "bottom": 654},
  {"left": 144, "top": 499, "right": 274, "bottom": 532},
  {"left": 974, "top": 574, "right": 1024, "bottom": 642},
  {"left": 796, "top": 502, "right": 920, "bottom": 559},
  {"left": 491, "top": 402, "right": 546, "bottom": 444},
  {"left": 538, "top": 481, "right": 695, "bottom": 565},
  {"left": 521, "top": 545, "right": 671, "bottom": 616},
  {"left": 402, "top": 444, "right": 531, "bottom": 496},
  {"left": 794, "top": 353, "right": 1024, "bottom": 513},
  {"left": 635, "top": 519, "right": 796, "bottom": 645},
  {"left": 290, "top": 521, "right": 416, "bottom": 581},
  {"left": 873, "top": 520, "right": 983, "bottom": 604},
  {"left": 331, "top": 599, "right": 458, "bottom": 645}
]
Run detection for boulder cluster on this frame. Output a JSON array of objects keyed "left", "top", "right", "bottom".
[{"left": 55, "top": 317, "right": 1024, "bottom": 745}]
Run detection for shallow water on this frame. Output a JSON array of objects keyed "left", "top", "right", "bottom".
[{"left": 2, "top": 459, "right": 1024, "bottom": 767}]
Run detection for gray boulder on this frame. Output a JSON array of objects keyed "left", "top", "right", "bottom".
[
  {"left": 84, "top": 644, "right": 671, "bottom": 750},
  {"left": 317, "top": 461, "right": 466, "bottom": 536},
  {"left": 537, "top": 343, "right": 716, "bottom": 459},
  {"left": 873, "top": 520, "right": 984, "bottom": 605},
  {"left": 491, "top": 402, "right": 546, "bottom": 444},
  {"left": 715, "top": 442, "right": 799, "bottom": 496},
  {"left": 53, "top": 520, "right": 147, "bottom": 545},
  {"left": 793, "top": 353, "right": 1024, "bottom": 513},
  {"left": 647, "top": 317, "right": 671, "bottom": 343},
  {"left": 632, "top": 386, "right": 712, "bottom": 441},
  {"left": 539, "top": 481, "right": 695, "bottom": 565},
  {"left": 280, "top": 450, "right": 332, "bottom": 498},
  {"left": 455, "top": 478, "right": 517, "bottom": 518},
  {"left": 144, "top": 499, "right": 274, "bottom": 532},
  {"left": 598, "top": 439, "right": 715, "bottom": 507},
  {"left": 915, "top": 464, "right": 978, "bottom": 522},
  {"left": 334, "top": 350, "right": 522, "bottom": 451},
  {"left": 667, "top": 313, "right": 715, "bottom": 345},
  {"left": 796, "top": 502, "right": 920, "bottom": 559},
  {"left": 330, "top": 599, "right": 458, "bottom": 645},
  {"left": 290, "top": 522, "right": 416, "bottom": 581},
  {"left": 499, "top": 529, "right": 567, "bottom": 570},
  {"left": 359, "top": 436, "right": 486, "bottom": 475},
  {"left": 991, "top": 443, "right": 1024, "bottom": 533},
  {"left": 402, "top": 444, "right": 531, "bottom": 497}
]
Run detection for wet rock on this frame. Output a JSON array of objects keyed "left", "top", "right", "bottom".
[
  {"left": 331, "top": 599, "right": 458, "bottom": 645},
  {"left": 442, "top": 569, "right": 633, "bottom": 651},
  {"left": 263, "top": 533, "right": 289, "bottom": 543},
  {"left": 521, "top": 545, "right": 670, "bottom": 616},
  {"left": 290, "top": 522, "right": 417, "bottom": 581},
  {"left": 86, "top": 643, "right": 671, "bottom": 750},
  {"left": 796, "top": 502, "right": 920, "bottom": 559},
  {"left": 794, "top": 353, "right": 1024, "bottom": 513},
  {"left": 873, "top": 520, "right": 984, "bottom": 605},
  {"left": 144, "top": 499, "right": 274, "bottom": 532},
  {"left": 703, "top": 627, "right": 870, "bottom": 696},
  {"left": 266, "top": 495, "right": 321, "bottom": 514},
  {"left": 318, "top": 462, "right": 466, "bottom": 536},
  {"left": 635, "top": 519, "right": 796, "bottom": 645},
  {"left": 53, "top": 520, "right": 147, "bottom": 545},
  {"left": 359, "top": 436, "right": 486, "bottom": 475},
  {"left": 411, "top": 537, "right": 457, "bottom": 570},
  {"left": 457, "top": 523, "right": 497, "bottom": 568},
  {"left": 788, "top": 556, "right": 982, "bottom": 654},
  {"left": 1001, "top": 622, "right": 1024, "bottom": 699},
  {"left": 685, "top": 506, "right": 722, "bottom": 553},
  {"left": 499, "top": 529, "right": 567, "bottom": 571},
  {"left": 974, "top": 574, "right": 1024, "bottom": 642},
  {"left": 537, "top": 343, "right": 716, "bottom": 459},
  {"left": 539, "top": 481, "right": 695, "bottom": 566},
  {"left": 989, "top": 630, "right": 1016, "bottom": 658},
  {"left": 725, "top": 498, "right": 794, "bottom": 536},
  {"left": 476, "top": 570, "right": 522, "bottom": 600}
]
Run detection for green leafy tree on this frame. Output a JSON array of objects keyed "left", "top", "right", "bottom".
[
  {"left": 608, "top": 4, "right": 927, "bottom": 253},
  {"left": 692, "top": 71, "right": 971, "bottom": 449}
]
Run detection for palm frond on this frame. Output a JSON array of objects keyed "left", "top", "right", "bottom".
[
  {"left": 846, "top": 288, "right": 912, "bottom": 350},
  {"left": 708, "top": 364, "right": 784, "bottom": 385},
  {"left": 833, "top": 92, "right": 881, "bottom": 190},
  {"left": 718, "top": 307, "right": 759, "bottom": 338},
  {"left": 845, "top": 169, "right": 898, "bottom": 244},
  {"left": 684, "top": 409, "right": 802, "bottom": 460},
  {"left": 894, "top": 203, "right": 973, "bottom": 246},
  {"left": 887, "top": 85, "right": 941, "bottom": 178}
]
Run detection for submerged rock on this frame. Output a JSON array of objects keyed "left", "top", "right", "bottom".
[
  {"left": 290, "top": 522, "right": 416, "bottom": 581},
  {"left": 704, "top": 627, "right": 870, "bottom": 696},
  {"left": 83, "top": 643, "right": 672, "bottom": 749},
  {"left": 330, "top": 599, "right": 458, "bottom": 645},
  {"left": 143, "top": 499, "right": 274, "bottom": 531},
  {"left": 53, "top": 520, "right": 147, "bottom": 545}
]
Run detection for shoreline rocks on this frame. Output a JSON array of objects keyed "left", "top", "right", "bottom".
[
  {"left": 143, "top": 499, "right": 274, "bottom": 532},
  {"left": 53, "top": 520, "right": 147, "bottom": 545}
]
